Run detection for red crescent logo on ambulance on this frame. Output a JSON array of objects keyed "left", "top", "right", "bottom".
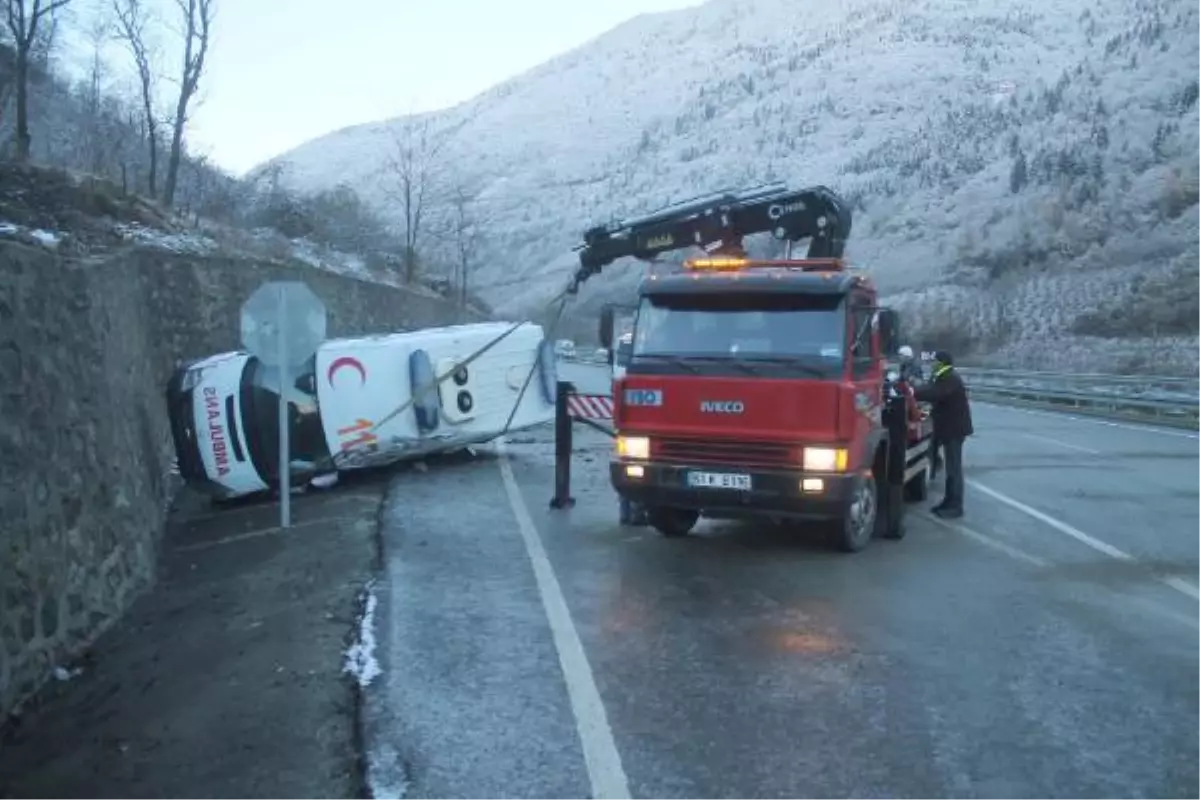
[{"left": 327, "top": 356, "right": 366, "bottom": 387}]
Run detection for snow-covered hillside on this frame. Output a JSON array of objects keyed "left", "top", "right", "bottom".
[{"left": 261, "top": 0, "right": 1200, "bottom": 373}]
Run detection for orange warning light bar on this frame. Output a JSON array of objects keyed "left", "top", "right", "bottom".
[{"left": 683, "top": 257, "right": 846, "bottom": 272}]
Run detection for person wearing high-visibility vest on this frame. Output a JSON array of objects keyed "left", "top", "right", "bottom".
[{"left": 913, "top": 351, "right": 974, "bottom": 518}]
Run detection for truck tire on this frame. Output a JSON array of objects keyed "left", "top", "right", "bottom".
[
  {"left": 647, "top": 506, "right": 698, "bottom": 538},
  {"left": 904, "top": 457, "right": 929, "bottom": 502},
  {"left": 834, "top": 473, "right": 877, "bottom": 552}
]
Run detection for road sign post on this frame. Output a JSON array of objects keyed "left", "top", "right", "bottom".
[{"left": 241, "top": 281, "right": 328, "bottom": 528}]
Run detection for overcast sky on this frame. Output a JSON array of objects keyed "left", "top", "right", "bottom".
[{"left": 163, "top": 0, "right": 700, "bottom": 175}]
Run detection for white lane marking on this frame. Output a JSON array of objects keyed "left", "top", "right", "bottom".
[
  {"left": 1126, "top": 598, "right": 1200, "bottom": 632},
  {"left": 926, "top": 513, "right": 1200, "bottom": 638},
  {"left": 967, "top": 478, "right": 1200, "bottom": 601},
  {"left": 1018, "top": 431, "right": 1101, "bottom": 455},
  {"left": 496, "top": 441, "right": 631, "bottom": 800},
  {"left": 976, "top": 401, "right": 1199, "bottom": 440},
  {"left": 920, "top": 512, "right": 1048, "bottom": 567}
]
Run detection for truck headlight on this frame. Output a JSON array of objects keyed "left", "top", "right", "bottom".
[
  {"left": 803, "top": 447, "right": 848, "bottom": 472},
  {"left": 616, "top": 435, "right": 650, "bottom": 460}
]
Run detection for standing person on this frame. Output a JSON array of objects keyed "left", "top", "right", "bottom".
[
  {"left": 913, "top": 350, "right": 973, "bottom": 518},
  {"left": 899, "top": 346, "right": 941, "bottom": 477}
]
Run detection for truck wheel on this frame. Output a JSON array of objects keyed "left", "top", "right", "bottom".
[
  {"left": 904, "top": 458, "right": 929, "bottom": 502},
  {"left": 834, "top": 473, "right": 877, "bottom": 552},
  {"left": 619, "top": 496, "right": 636, "bottom": 525},
  {"left": 647, "top": 507, "right": 698, "bottom": 538}
]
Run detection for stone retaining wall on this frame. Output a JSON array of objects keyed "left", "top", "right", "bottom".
[{"left": 0, "top": 242, "right": 473, "bottom": 717}]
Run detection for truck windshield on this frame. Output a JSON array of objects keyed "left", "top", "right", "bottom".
[
  {"left": 239, "top": 356, "right": 334, "bottom": 481},
  {"left": 632, "top": 292, "right": 845, "bottom": 376}
]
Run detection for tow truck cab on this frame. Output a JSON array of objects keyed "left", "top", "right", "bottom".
[{"left": 599, "top": 257, "right": 918, "bottom": 549}]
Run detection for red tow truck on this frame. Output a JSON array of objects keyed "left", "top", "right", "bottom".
[{"left": 569, "top": 184, "right": 933, "bottom": 551}]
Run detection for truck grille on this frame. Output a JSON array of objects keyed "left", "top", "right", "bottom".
[{"left": 654, "top": 436, "right": 796, "bottom": 468}]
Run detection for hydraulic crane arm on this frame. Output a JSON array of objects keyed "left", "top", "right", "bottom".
[{"left": 570, "top": 183, "right": 852, "bottom": 292}]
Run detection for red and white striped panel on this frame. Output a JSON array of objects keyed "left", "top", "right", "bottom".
[{"left": 567, "top": 393, "right": 614, "bottom": 419}]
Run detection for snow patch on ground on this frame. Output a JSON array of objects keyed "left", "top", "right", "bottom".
[
  {"left": 367, "top": 742, "right": 411, "bottom": 800},
  {"left": 344, "top": 580, "right": 382, "bottom": 688}
]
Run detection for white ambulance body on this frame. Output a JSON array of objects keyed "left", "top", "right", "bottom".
[{"left": 166, "top": 322, "right": 556, "bottom": 499}]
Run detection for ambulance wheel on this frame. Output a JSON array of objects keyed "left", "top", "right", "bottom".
[
  {"left": 647, "top": 507, "right": 698, "bottom": 538},
  {"left": 833, "top": 473, "right": 877, "bottom": 552}
]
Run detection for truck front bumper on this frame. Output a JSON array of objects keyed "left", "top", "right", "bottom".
[{"left": 610, "top": 460, "right": 864, "bottom": 521}]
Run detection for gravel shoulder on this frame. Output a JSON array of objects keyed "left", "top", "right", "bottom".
[{"left": 0, "top": 475, "right": 389, "bottom": 799}]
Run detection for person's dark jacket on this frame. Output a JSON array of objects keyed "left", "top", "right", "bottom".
[{"left": 913, "top": 366, "right": 973, "bottom": 440}]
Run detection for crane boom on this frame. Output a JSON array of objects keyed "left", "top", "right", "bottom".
[{"left": 570, "top": 183, "right": 852, "bottom": 292}]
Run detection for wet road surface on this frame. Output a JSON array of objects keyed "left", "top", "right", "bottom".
[{"left": 364, "top": 366, "right": 1198, "bottom": 798}]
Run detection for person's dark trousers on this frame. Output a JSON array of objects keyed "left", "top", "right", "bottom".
[
  {"left": 934, "top": 436, "right": 965, "bottom": 515},
  {"left": 929, "top": 433, "right": 942, "bottom": 479}
]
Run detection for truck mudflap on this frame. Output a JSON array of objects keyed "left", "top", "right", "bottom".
[{"left": 610, "top": 460, "right": 866, "bottom": 522}]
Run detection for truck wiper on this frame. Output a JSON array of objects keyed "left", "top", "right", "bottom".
[
  {"left": 677, "top": 355, "right": 761, "bottom": 375},
  {"left": 736, "top": 355, "right": 829, "bottom": 378},
  {"left": 633, "top": 353, "right": 701, "bottom": 373}
]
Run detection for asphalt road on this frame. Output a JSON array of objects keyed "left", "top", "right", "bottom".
[{"left": 364, "top": 363, "right": 1198, "bottom": 799}]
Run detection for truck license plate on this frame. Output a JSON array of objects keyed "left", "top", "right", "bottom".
[{"left": 686, "top": 471, "right": 752, "bottom": 490}]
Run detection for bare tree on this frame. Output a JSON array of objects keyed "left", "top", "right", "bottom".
[
  {"left": 3, "top": 0, "right": 74, "bottom": 162},
  {"left": 162, "top": 0, "right": 213, "bottom": 208},
  {"left": 79, "top": 7, "right": 110, "bottom": 174},
  {"left": 112, "top": 0, "right": 159, "bottom": 197},
  {"left": 447, "top": 184, "right": 484, "bottom": 311},
  {"left": 0, "top": 29, "right": 13, "bottom": 117},
  {"left": 383, "top": 115, "right": 451, "bottom": 284},
  {"left": 177, "top": 151, "right": 212, "bottom": 224}
]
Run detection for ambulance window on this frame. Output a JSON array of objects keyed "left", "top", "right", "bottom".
[{"left": 240, "top": 356, "right": 332, "bottom": 480}]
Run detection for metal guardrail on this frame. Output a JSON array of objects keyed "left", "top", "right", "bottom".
[
  {"left": 558, "top": 353, "right": 1199, "bottom": 425},
  {"left": 956, "top": 368, "right": 1199, "bottom": 424}
]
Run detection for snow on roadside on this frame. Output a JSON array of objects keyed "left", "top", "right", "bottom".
[
  {"left": 367, "top": 743, "right": 411, "bottom": 800},
  {"left": 289, "top": 237, "right": 370, "bottom": 278},
  {"left": 52, "top": 665, "right": 82, "bottom": 681},
  {"left": 0, "top": 219, "right": 64, "bottom": 251},
  {"left": 114, "top": 222, "right": 220, "bottom": 254},
  {"left": 28, "top": 229, "right": 60, "bottom": 249},
  {"left": 2, "top": 215, "right": 451, "bottom": 305},
  {"left": 343, "top": 580, "right": 382, "bottom": 688}
]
